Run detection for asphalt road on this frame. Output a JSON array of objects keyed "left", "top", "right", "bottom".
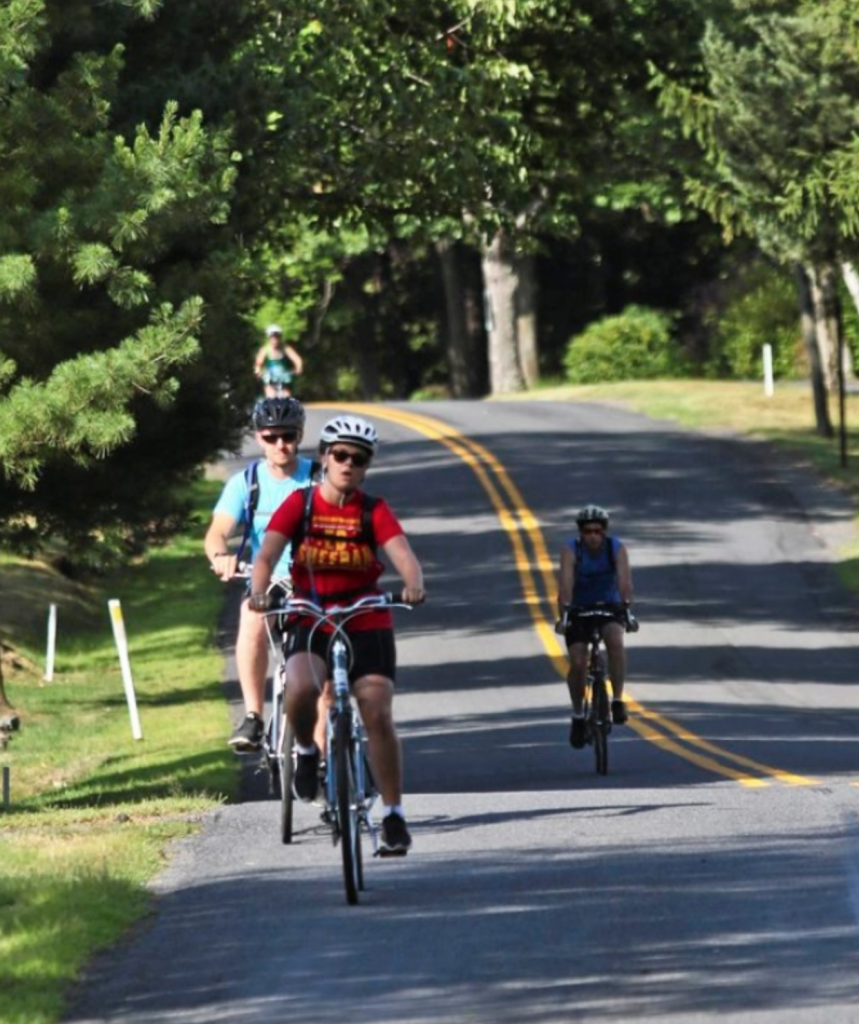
[{"left": 63, "top": 399, "right": 859, "bottom": 1024}]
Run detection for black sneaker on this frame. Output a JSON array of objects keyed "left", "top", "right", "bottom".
[
  {"left": 228, "top": 712, "right": 264, "bottom": 751},
  {"left": 611, "top": 699, "right": 629, "bottom": 725},
  {"left": 378, "top": 812, "right": 412, "bottom": 856},
  {"left": 292, "top": 746, "right": 320, "bottom": 802},
  {"left": 569, "top": 716, "right": 586, "bottom": 749}
]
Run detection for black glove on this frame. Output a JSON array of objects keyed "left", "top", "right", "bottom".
[{"left": 248, "top": 591, "right": 274, "bottom": 612}]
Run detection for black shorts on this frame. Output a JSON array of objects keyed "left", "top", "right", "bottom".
[
  {"left": 564, "top": 609, "right": 626, "bottom": 647},
  {"left": 284, "top": 625, "right": 397, "bottom": 685}
]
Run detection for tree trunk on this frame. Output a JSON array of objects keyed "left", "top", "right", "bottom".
[
  {"left": 462, "top": 248, "right": 489, "bottom": 397},
  {"left": 436, "top": 239, "right": 477, "bottom": 398},
  {"left": 515, "top": 252, "right": 539, "bottom": 389},
  {"left": 796, "top": 264, "right": 833, "bottom": 437},
  {"left": 0, "top": 649, "right": 11, "bottom": 714},
  {"left": 841, "top": 260, "right": 859, "bottom": 314},
  {"left": 808, "top": 261, "right": 843, "bottom": 391},
  {"left": 341, "top": 257, "right": 381, "bottom": 399},
  {"left": 839, "top": 261, "right": 858, "bottom": 379},
  {"left": 481, "top": 229, "right": 525, "bottom": 395}
]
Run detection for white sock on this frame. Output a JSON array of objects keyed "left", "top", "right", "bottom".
[
  {"left": 383, "top": 804, "right": 405, "bottom": 818},
  {"left": 296, "top": 742, "right": 317, "bottom": 756}
]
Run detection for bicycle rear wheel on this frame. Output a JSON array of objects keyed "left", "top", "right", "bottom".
[
  {"left": 335, "top": 711, "right": 362, "bottom": 905},
  {"left": 280, "top": 717, "right": 295, "bottom": 844}
]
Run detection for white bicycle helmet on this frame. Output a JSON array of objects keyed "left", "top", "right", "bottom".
[
  {"left": 576, "top": 504, "right": 609, "bottom": 528},
  {"left": 266, "top": 324, "right": 283, "bottom": 336},
  {"left": 319, "top": 414, "right": 379, "bottom": 455}
]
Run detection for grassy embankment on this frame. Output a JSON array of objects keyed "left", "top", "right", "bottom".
[
  {"left": 1, "top": 381, "right": 858, "bottom": 1024},
  {"left": 0, "top": 477, "right": 237, "bottom": 1024}
]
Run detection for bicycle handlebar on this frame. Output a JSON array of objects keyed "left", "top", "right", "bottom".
[
  {"left": 561, "top": 602, "right": 640, "bottom": 634},
  {"left": 280, "top": 592, "right": 414, "bottom": 619}
]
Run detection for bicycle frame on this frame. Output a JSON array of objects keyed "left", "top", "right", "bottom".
[
  {"left": 279, "top": 592, "right": 411, "bottom": 906},
  {"left": 567, "top": 606, "right": 620, "bottom": 776},
  {"left": 233, "top": 565, "right": 296, "bottom": 840}
]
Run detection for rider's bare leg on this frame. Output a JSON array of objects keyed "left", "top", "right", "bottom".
[
  {"left": 354, "top": 675, "right": 402, "bottom": 806},
  {"left": 603, "top": 622, "right": 626, "bottom": 699},
  {"left": 566, "top": 642, "right": 588, "bottom": 716},
  {"left": 236, "top": 602, "right": 268, "bottom": 718},
  {"left": 285, "top": 651, "right": 327, "bottom": 748}
]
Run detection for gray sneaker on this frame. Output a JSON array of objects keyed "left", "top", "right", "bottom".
[
  {"left": 229, "top": 712, "right": 264, "bottom": 751},
  {"left": 379, "top": 812, "right": 412, "bottom": 856}
]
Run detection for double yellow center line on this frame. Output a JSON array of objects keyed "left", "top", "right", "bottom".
[{"left": 329, "top": 403, "right": 815, "bottom": 788}]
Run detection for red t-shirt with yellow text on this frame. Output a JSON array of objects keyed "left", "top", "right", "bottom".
[{"left": 267, "top": 487, "right": 403, "bottom": 630}]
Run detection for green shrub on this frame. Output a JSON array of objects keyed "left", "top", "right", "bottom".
[
  {"left": 705, "top": 263, "right": 804, "bottom": 380},
  {"left": 563, "top": 305, "right": 685, "bottom": 384}
]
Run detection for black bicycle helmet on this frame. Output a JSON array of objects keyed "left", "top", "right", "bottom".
[
  {"left": 252, "top": 397, "right": 306, "bottom": 432},
  {"left": 576, "top": 504, "right": 609, "bottom": 529}
]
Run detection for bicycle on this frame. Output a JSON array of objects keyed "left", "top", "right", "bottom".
[
  {"left": 234, "top": 563, "right": 296, "bottom": 843},
  {"left": 276, "top": 592, "right": 412, "bottom": 906},
  {"left": 564, "top": 603, "right": 638, "bottom": 776},
  {"left": 259, "top": 370, "right": 295, "bottom": 399}
]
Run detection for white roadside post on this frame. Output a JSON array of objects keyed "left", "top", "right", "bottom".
[
  {"left": 763, "top": 343, "right": 774, "bottom": 397},
  {"left": 44, "top": 603, "right": 57, "bottom": 682},
  {"left": 108, "top": 599, "right": 143, "bottom": 741}
]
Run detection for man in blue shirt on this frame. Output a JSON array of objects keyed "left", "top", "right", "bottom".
[
  {"left": 204, "top": 397, "right": 315, "bottom": 749},
  {"left": 557, "top": 504, "right": 634, "bottom": 749}
]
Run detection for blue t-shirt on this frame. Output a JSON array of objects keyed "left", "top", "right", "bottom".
[
  {"left": 214, "top": 457, "right": 315, "bottom": 578},
  {"left": 569, "top": 535, "right": 622, "bottom": 606}
]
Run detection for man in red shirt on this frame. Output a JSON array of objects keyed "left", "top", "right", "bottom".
[{"left": 250, "top": 414, "right": 425, "bottom": 856}]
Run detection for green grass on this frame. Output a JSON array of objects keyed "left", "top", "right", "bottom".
[
  {"left": 2, "top": 381, "right": 858, "bottom": 1024},
  {"left": 0, "top": 478, "right": 239, "bottom": 1024}
]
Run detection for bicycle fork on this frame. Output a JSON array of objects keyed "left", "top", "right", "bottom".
[{"left": 325, "top": 640, "right": 380, "bottom": 853}]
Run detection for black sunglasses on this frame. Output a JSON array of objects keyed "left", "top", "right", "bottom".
[
  {"left": 328, "top": 447, "right": 371, "bottom": 468},
  {"left": 260, "top": 431, "right": 298, "bottom": 445}
]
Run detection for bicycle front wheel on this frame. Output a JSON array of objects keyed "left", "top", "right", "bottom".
[
  {"left": 335, "top": 711, "right": 362, "bottom": 905},
  {"left": 280, "top": 717, "right": 295, "bottom": 843},
  {"left": 592, "top": 677, "right": 609, "bottom": 776}
]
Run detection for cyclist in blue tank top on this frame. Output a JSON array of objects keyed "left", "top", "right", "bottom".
[{"left": 557, "top": 504, "right": 634, "bottom": 750}]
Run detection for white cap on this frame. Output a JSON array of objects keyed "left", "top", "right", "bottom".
[{"left": 266, "top": 324, "right": 282, "bottom": 336}]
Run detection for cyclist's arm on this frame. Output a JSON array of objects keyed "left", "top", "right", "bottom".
[
  {"left": 250, "top": 528, "right": 289, "bottom": 606},
  {"left": 253, "top": 345, "right": 267, "bottom": 376},
  {"left": 205, "top": 511, "right": 240, "bottom": 581},
  {"left": 616, "top": 542, "right": 633, "bottom": 606},
  {"left": 381, "top": 534, "right": 426, "bottom": 605},
  {"left": 284, "top": 344, "right": 303, "bottom": 375},
  {"left": 558, "top": 543, "right": 575, "bottom": 615}
]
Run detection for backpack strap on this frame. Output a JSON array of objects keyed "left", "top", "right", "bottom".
[
  {"left": 292, "top": 488, "right": 378, "bottom": 553},
  {"left": 235, "top": 459, "right": 261, "bottom": 563},
  {"left": 361, "top": 494, "right": 379, "bottom": 552}
]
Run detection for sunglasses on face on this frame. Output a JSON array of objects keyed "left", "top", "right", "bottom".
[
  {"left": 328, "top": 447, "right": 371, "bottom": 468},
  {"left": 260, "top": 431, "right": 298, "bottom": 445},
  {"left": 581, "top": 526, "right": 605, "bottom": 536}
]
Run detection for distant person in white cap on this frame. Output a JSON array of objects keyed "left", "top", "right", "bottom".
[{"left": 254, "top": 324, "right": 303, "bottom": 397}]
